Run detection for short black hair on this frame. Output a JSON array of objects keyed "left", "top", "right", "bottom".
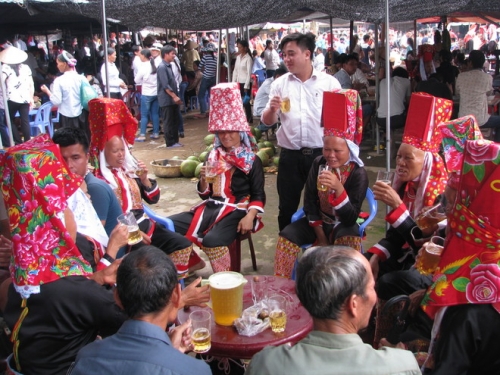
[
  {"left": 469, "top": 50, "right": 485, "bottom": 69},
  {"left": 132, "top": 45, "right": 140, "bottom": 53},
  {"left": 275, "top": 67, "right": 288, "bottom": 77},
  {"left": 117, "top": 246, "right": 178, "bottom": 318},
  {"left": 52, "top": 127, "right": 90, "bottom": 153},
  {"left": 392, "top": 66, "right": 409, "bottom": 79},
  {"left": 279, "top": 32, "right": 316, "bottom": 60},
  {"left": 161, "top": 45, "right": 176, "bottom": 58},
  {"left": 106, "top": 47, "right": 115, "bottom": 56}
]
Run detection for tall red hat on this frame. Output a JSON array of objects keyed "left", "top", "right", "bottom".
[
  {"left": 88, "top": 98, "right": 137, "bottom": 155},
  {"left": 322, "top": 89, "right": 363, "bottom": 145},
  {"left": 403, "top": 92, "right": 453, "bottom": 153},
  {"left": 208, "top": 83, "right": 249, "bottom": 133}
]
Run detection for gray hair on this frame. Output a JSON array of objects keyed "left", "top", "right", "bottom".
[{"left": 295, "top": 246, "right": 368, "bottom": 320}]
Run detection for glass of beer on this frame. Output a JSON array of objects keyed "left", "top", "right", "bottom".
[
  {"left": 268, "top": 295, "right": 287, "bottom": 333},
  {"left": 376, "top": 170, "right": 395, "bottom": 185},
  {"left": 190, "top": 310, "right": 211, "bottom": 353},
  {"left": 317, "top": 165, "right": 331, "bottom": 192},
  {"left": 415, "top": 236, "right": 445, "bottom": 275},
  {"left": 205, "top": 161, "right": 218, "bottom": 184},
  {"left": 415, "top": 204, "right": 447, "bottom": 230},
  {"left": 117, "top": 212, "right": 142, "bottom": 245},
  {"left": 280, "top": 97, "right": 290, "bottom": 113}
]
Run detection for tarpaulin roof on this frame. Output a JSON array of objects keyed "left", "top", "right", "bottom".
[{"left": 1, "top": 0, "right": 500, "bottom": 32}]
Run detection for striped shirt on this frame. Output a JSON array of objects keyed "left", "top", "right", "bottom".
[{"left": 200, "top": 55, "right": 217, "bottom": 79}]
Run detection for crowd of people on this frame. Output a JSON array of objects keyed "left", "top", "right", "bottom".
[{"left": 0, "top": 24, "right": 499, "bottom": 375}]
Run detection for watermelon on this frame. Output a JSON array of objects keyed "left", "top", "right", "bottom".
[{"left": 180, "top": 160, "right": 199, "bottom": 178}]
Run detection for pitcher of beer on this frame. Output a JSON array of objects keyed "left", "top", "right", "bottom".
[{"left": 208, "top": 272, "right": 248, "bottom": 326}]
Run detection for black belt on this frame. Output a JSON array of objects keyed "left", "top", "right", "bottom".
[{"left": 284, "top": 147, "right": 323, "bottom": 155}]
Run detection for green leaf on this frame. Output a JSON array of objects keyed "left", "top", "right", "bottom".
[
  {"left": 452, "top": 277, "right": 470, "bottom": 292},
  {"left": 463, "top": 162, "right": 472, "bottom": 175},
  {"left": 473, "top": 164, "right": 485, "bottom": 183},
  {"left": 444, "top": 266, "right": 461, "bottom": 274},
  {"left": 470, "top": 258, "right": 481, "bottom": 268}
]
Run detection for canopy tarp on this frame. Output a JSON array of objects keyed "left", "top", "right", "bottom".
[{"left": 1, "top": 0, "right": 500, "bottom": 33}]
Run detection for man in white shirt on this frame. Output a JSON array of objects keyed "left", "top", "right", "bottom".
[
  {"left": 263, "top": 40, "right": 280, "bottom": 78},
  {"left": 254, "top": 67, "right": 287, "bottom": 134},
  {"left": 456, "top": 50, "right": 500, "bottom": 141},
  {"left": 261, "top": 32, "right": 341, "bottom": 230},
  {"left": 131, "top": 45, "right": 142, "bottom": 78}
]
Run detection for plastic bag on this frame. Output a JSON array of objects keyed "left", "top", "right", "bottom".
[
  {"left": 80, "top": 78, "right": 98, "bottom": 111},
  {"left": 233, "top": 300, "right": 270, "bottom": 337}
]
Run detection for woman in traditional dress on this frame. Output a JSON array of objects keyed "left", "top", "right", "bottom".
[
  {"left": 169, "top": 83, "right": 265, "bottom": 273},
  {"left": 273, "top": 89, "right": 367, "bottom": 279}
]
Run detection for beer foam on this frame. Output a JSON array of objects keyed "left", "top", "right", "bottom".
[{"left": 209, "top": 273, "right": 242, "bottom": 289}]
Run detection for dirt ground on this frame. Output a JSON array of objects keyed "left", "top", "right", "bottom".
[{"left": 131, "top": 110, "right": 391, "bottom": 278}]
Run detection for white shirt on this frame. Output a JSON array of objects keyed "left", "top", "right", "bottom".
[
  {"left": 253, "top": 77, "right": 274, "bottom": 117},
  {"left": 264, "top": 48, "right": 280, "bottom": 70},
  {"left": 2, "top": 64, "right": 34, "bottom": 104},
  {"left": 377, "top": 76, "right": 411, "bottom": 118},
  {"left": 171, "top": 56, "right": 182, "bottom": 88},
  {"left": 131, "top": 55, "right": 142, "bottom": 77},
  {"left": 263, "top": 70, "right": 341, "bottom": 149},
  {"left": 232, "top": 54, "right": 253, "bottom": 89},
  {"left": 100, "top": 61, "right": 121, "bottom": 93},
  {"left": 456, "top": 69, "right": 493, "bottom": 125},
  {"left": 134, "top": 61, "right": 157, "bottom": 96},
  {"left": 50, "top": 70, "right": 85, "bottom": 117},
  {"left": 313, "top": 53, "right": 325, "bottom": 72}
]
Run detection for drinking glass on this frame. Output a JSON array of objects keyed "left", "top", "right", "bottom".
[
  {"left": 415, "top": 204, "right": 447, "bottom": 230},
  {"left": 117, "top": 212, "right": 142, "bottom": 245},
  {"left": 205, "top": 161, "right": 218, "bottom": 184},
  {"left": 317, "top": 165, "right": 330, "bottom": 192},
  {"left": 268, "top": 295, "right": 287, "bottom": 333},
  {"left": 251, "top": 276, "right": 268, "bottom": 305},
  {"left": 190, "top": 310, "right": 211, "bottom": 353},
  {"left": 376, "top": 170, "right": 395, "bottom": 185},
  {"left": 280, "top": 97, "right": 290, "bottom": 113},
  {"left": 415, "top": 236, "right": 445, "bottom": 275}
]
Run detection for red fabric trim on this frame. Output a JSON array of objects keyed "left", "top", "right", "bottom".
[
  {"left": 329, "top": 190, "right": 348, "bottom": 206},
  {"left": 367, "top": 246, "right": 388, "bottom": 261},
  {"left": 386, "top": 202, "right": 408, "bottom": 225},
  {"left": 309, "top": 220, "right": 323, "bottom": 227}
]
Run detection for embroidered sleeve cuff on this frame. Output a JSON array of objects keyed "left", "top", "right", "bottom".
[
  {"left": 386, "top": 202, "right": 410, "bottom": 228},
  {"left": 368, "top": 244, "right": 389, "bottom": 261},
  {"left": 144, "top": 184, "right": 159, "bottom": 199},
  {"left": 309, "top": 220, "right": 322, "bottom": 227},
  {"left": 97, "top": 257, "right": 111, "bottom": 271},
  {"left": 330, "top": 190, "right": 349, "bottom": 209},
  {"left": 197, "top": 184, "right": 211, "bottom": 197},
  {"left": 248, "top": 202, "right": 264, "bottom": 213}
]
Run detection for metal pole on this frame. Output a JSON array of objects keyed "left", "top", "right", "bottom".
[
  {"left": 374, "top": 24, "right": 381, "bottom": 156},
  {"left": 216, "top": 29, "right": 222, "bottom": 84},
  {"left": 246, "top": 25, "right": 250, "bottom": 42},
  {"left": 349, "top": 20, "right": 354, "bottom": 52},
  {"left": 330, "top": 17, "right": 333, "bottom": 51},
  {"left": 226, "top": 28, "right": 231, "bottom": 82},
  {"left": 100, "top": 0, "right": 110, "bottom": 97},
  {"left": 0, "top": 62, "right": 15, "bottom": 147},
  {"left": 385, "top": 6, "right": 391, "bottom": 173}
]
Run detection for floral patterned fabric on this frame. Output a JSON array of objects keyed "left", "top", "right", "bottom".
[
  {"left": 439, "top": 115, "right": 483, "bottom": 175},
  {"left": 0, "top": 134, "right": 92, "bottom": 299},
  {"left": 88, "top": 97, "right": 137, "bottom": 159},
  {"left": 403, "top": 92, "right": 453, "bottom": 153},
  {"left": 423, "top": 140, "right": 500, "bottom": 318},
  {"left": 208, "top": 131, "right": 257, "bottom": 175},
  {"left": 322, "top": 89, "right": 363, "bottom": 145},
  {"left": 208, "top": 82, "right": 249, "bottom": 132}
]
